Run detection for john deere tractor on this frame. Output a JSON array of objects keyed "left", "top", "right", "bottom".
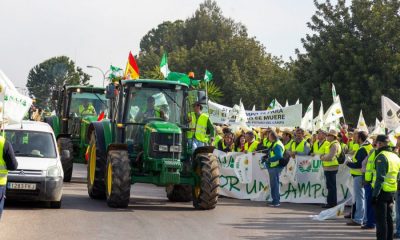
[
  {"left": 45, "top": 85, "right": 108, "bottom": 182},
  {"left": 86, "top": 77, "right": 220, "bottom": 209}
]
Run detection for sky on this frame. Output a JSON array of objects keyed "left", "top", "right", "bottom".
[{"left": 0, "top": 0, "right": 316, "bottom": 90}]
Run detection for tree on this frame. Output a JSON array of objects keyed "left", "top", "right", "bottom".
[
  {"left": 137, "top": 0, "right": 290, "bottom": 110},
  {"left": 26, "top": 56, "right": 90, "bottom": 108},
  {"left": 293, "top": 0, "right": 400, "bottom": 124}
]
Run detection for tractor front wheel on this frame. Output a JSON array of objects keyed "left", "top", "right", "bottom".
[
  {"left": 58, "top": 137, "right": 73, "bottom": 182},
  {"left": 87, "top": 132, "right": 106, "bottom": 199},
  {"left": 105, "top": 150, "right": 131, "bottom": 208},
  {"left": 166, "top": 185, "right": 192, "bottom": 202},
  {"left": 192, "top": 153, "right": 220, "bottom": 210}
]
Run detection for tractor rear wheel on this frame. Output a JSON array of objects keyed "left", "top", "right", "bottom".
[
  {"left": 166, "top": 185, "right": 192, "bottom": 202},
  {"left": 58, "top": 137, "right": 73, "bottom": 182},
  {"left": 87, "top": 132, "right": 106, "bottom": 199},
  {"left": 105, "top": 150, "right": 131, "bottom": 208},
  {"left": 192, "top": 153, "right": 220, "bottom": 210}
]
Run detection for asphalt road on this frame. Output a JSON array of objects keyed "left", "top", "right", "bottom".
[{"left": 0, "top": 164, "right": 375, "bottom": 240}]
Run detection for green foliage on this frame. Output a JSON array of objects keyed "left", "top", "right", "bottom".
[
  {"left": 137, "top": 0, "right": 290, "bottom": 110},
  {"left": 197, "top": 81, "right": 223, "bottom": 102},
  {"left": 293, "top": 0, "right": 400, "bottom": 124},
  {"left": 26, "top": 56, "right": 90, "bottom": 108}
]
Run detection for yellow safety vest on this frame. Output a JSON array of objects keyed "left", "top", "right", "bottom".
[
  {"left": 364, "top": 150, "right": 376, "bottom": 183},
  {"left": 350, "top": 144, "right": 373, "bottom": 176},
  {"left": 322, "top": 140, "right": 340, "bottom": 167},
  {"left": 189, "top": 113, "right": 210, "bottom": 143},
  {"left": 291, "top": 139, "right": 307, "bottom": 154},
  {"left": 0, "top": 137, "right": 7, "bottom": 185},
  {"left": 263, "top": 138, "right": 273, "bottom": 148},
  {"left": 219, "top": 141, "right": 234, "bottom": 152},
  {"left": 213, "top": 135, "right": 223, "bottom": 147},
  {"left": 372, "top": 151, "right": 400, "bottom": 192},
  {"left": 312, "top": 140, "right": 330, "bottom": 155},
  {"left": 79, "top": 104, "right": 96, "bottom": 115},
  {"left": 284, "top": 139, "right": 293, "bottom": 151},
  {"left": 268, "top": 140, "right": 285, "bottom": 168},
  {"left": 244, "top": 140, "right": 259, "bottom": 153}
]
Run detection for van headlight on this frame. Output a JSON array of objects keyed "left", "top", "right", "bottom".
[{"left": 47, "top": 166, "right": 61, "bottom": 177}]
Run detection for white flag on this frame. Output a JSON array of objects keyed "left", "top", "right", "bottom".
[
  {"left": 251, "top": 105, "right": 256, "bottom": 111},
  {"left": 0, "top": 70, "right": 32, "bottom": 125},
  {"left": 301, "top": 101, "right": 314, "bottom": 131},
  {"left": 382, "top": 95, "right": 400, "bottom": 130},
  {"left": 332, "top": 83, "right": 340, "bottom": 103},
  {"left": 295, "top": 99, "right": 300, "bottom": 105},
  {"left": 313, "top": 101, "right": 324, "bottom": 131},
  {"left": 285, "top": 100, "right": 289, "bottom": 107},
  {"left": 357, "top": 110, "right": 369, "bottom": 133},
  {"left": 372, "top": 118, "right": 385, "bottom": 135},
  {"left": 324, "top": 100, "right": 344, "bottom": 125}
]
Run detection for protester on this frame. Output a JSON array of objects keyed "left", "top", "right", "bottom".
[
  {"left": 217, "top": 130, "right": 235, "bottom": 152},
  {"left": 362, "top": 135, "right": 377, "bottom": 230},
  {"left": 244, "top": 131, "right": 259, "bottom": 153},
  {"left": 372, "top": 135, "right": 400, "bottom": 240},
  {"left": 348, "top": 130, "right": 360, "bottom": 154},
  {"left": 281, "top": 129, "right": 294, "bottom": 151},
  {"left": 346, "top": 131, "right": 373, "bottom": 226},
  {"left": 213, "top": 126, "right": 223, "bottom": 147},
  {"left": 320, "top": 129, "right": 341, "bottom": 208},
  {"left": 32, "top": 107, "right": 42, "bottom": 121},
  {"left": 261, "top": 128, "right": 273, "bottom": 150},
  {"left": 263, "top": 130, "right": 285, "bottom": 207},
  {"left": 188, "top": 102, "right": 215, "bottom": 150},
  {"left": 0, "top": 135, "right": 18, "bottom": 220},
  {"left": 235, "top": 134, "right": 246, "bottom": 152},
  {"left": 310, "top": 129, "right": 330, "bottom": 155},
  {"left": 289, "top": 128, "right": 311, "bottom": 157}
]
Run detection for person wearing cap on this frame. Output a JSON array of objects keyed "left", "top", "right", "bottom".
[
  {"left": 310, "top": 129, "right": 330, "bottom": 156},
  {"left": 320, "top": 129, "right": 342, "bottom": 208},
  {"left": 188, "top": 102, "right": 215, "bottom": 150},
  {"left": 263, "top": 130, "right": 285, "bottom": 207},
  {"left": 244, "top": 131, "right": 259, "bottom": 153},
  {"left": 217, "top": 130, "right": 235, "bottom": 153},
  {"left": 346, "top": 131, "right": 373, "bottom": 226},
  {"left": 281, "top": 129, "right": 294, "bottom": 151},
  {"left": 362, "top": 135, "right": 377, "bottom": 230},
  {"left": 372, "top": 135, "right": 400, "bottom": 240},
  {"left": 289, "top": 128, "right": 310, "bottom": 158}
]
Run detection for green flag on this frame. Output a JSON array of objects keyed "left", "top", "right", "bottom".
[
  {"left": 204, "top": 70, "right": 213, "bottom": 82},
  {"left": 110, "top": 65, "right": 122, "bottom": 72},
  {"left": 160, "top": 53, "right": 170, "bottom": 78}
]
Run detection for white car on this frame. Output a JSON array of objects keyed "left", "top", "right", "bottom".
[{"left": 5, "top": 121, "right": 64, "bottom": 208}]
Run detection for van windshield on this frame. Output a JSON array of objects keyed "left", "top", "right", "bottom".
[{"left": 5, "top": 130, "right": 57, "bottom": 158}]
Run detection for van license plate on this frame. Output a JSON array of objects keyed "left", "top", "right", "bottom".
[{"left": 7, "top": 182, "right": 36, "bottom": 190}]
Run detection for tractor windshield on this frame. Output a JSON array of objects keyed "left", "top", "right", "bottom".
[
  {"left": 125, "top": 87, "right": 183, "bottom": 125},
  {"left": 69, "top": 92, "right": 108, "bottom": 117}
]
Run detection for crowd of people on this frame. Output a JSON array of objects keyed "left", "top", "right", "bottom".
[{"left": 206, "top": 123, "right": 400, "bottom": 240}]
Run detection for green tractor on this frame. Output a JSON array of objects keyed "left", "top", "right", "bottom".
[
  {"left": 86, "top": 78, "right": 220, "bottom": 209},
  {"left": 45, "top": 85, "right": 108, "bottom": 182}
]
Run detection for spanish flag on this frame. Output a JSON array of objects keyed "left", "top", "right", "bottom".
[{"left": 124, "top": 51, "right": 139, "bottom": 79}]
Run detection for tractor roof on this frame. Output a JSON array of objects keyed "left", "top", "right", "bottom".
[
  {"left": 122, "top": 79, "right": 189, "bottom": 88},
  {"left": 65, "top": 85, "right": 105, "bottom": 92}
]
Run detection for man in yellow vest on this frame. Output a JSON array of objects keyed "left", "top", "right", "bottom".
[
  {"left": 372, "top": 135, "right": 400, "bottom": 240},
  {"left": 262, "top": 130, "right": 284, "bottom": 207},
  {"left": 362, "top": 135, "right": 377, "bottom": 230},
  {"left": 188, "top": 102, "right": 214, "bottom": 150},
  {"left": 79, "top": 100, "right": 96, "bottom": 116},
  {"left": 244, "top": 131, "right": 259, "bottom": 153},
  {"left": 310, "top": 129, "right": 330, "bottom": 156},
  {"left": 289, "top": 128, "right": 310, "bottom": 158},
  {"left": 281, "top": 129, "right": 294, "bottom": 151},
  {"left": 0, "top": 135, "right": 18, "bottom": 219},
  {"left": 320, "top": 129, "right": 341, "bottom": 208},
  {"left": 346, "top": 131, "right": 372, "bottom": 226},
  {"left": 217, "top": 130, "right": 235, "bottom": 153}
]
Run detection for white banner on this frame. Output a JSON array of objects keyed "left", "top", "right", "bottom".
[
  {"left": 215, "top": 150, "right": 352, "bottom": 203},
  {"left": 208, "top": 101, "right": 302, "bottom": 127}
]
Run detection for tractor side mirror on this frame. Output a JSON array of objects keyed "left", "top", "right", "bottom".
[
  {"left": 105, "top": 84, "right": 116, "bottom": 99},
  {"left": 197, "top": 90, "right": 207, "bottom": 104},
  {"left": 61, "top": 150, "right": 70, "bottom": 159}
]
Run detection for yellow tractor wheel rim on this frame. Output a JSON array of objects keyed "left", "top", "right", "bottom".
[
  {"left": 107, "top": 161, "right": 112, "bottom": 196},
  {"left": 89, "top": 144, "right": 96, "bottom": 185},
  {"left": 194, "top": 166, "right": 201, "bottom": 198}
]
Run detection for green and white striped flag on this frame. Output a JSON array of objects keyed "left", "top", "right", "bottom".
[
  {"left": 204, "top": 70, "right": 213, "bottom": 82},
  {"left": 160, "top": 53, "right": 170, "bottom": 78}
]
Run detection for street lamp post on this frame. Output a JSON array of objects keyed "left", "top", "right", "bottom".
[{"left": 86, "top": 65, "right": 111, "bottom": 87}]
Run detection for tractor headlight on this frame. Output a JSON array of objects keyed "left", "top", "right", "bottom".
[
  {"left": 47, "top": 165, "right": 61, "bottom": 177},
  {"left": 158, "top": 145, "right": 169, "bottom": 152},
  {"left": 169, "top": 145, "right": 182, "bottom": 153}
]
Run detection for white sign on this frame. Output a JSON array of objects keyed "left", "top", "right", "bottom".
[
  {"left": 208, "top": 101, "right": 302, "bottom": 127},
  {"left": 215, "top": 150, "right": 352, "bottom": 203}
]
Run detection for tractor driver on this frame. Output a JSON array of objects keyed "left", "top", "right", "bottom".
[
  {"left": 79, "top": 100, "right": 96, "bottom": 116},
  {"left": 136, "top": 96, "right": 167, "bottom": 122}
]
